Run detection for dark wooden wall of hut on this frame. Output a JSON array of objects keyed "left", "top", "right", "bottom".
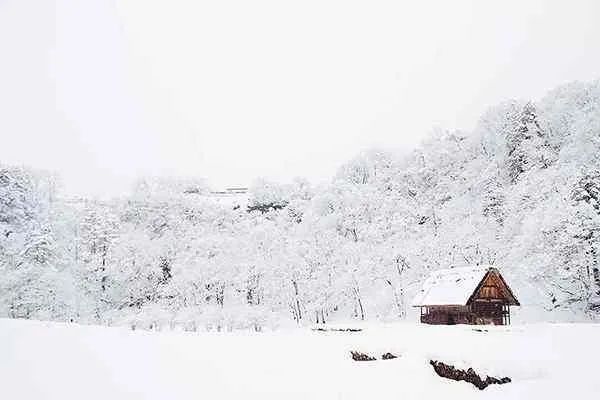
[{"left": 420, "top": 303, "right": 510, "bottom": 325}]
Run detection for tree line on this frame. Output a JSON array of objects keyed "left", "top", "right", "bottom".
[{"left": 1, "top": 80, "right": 599, "bottom": 330}]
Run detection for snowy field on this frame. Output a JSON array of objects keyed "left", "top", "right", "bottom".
[{"left": 1, "top": 319, "right": 599, "bottom": 400}]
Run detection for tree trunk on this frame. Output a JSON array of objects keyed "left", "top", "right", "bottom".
[
  {"left": 292, "top": 280, "right": 302, "bottom": 323},
  {"left": 352, "top": 286, "right": 365, "bottom": 320},
  {"left": 386, "top": 279, "right": 404, "bottom": 318}
]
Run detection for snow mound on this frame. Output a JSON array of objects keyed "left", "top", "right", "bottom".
[{"left": 1, "top": 318, "right": 599, "bottom": 400}]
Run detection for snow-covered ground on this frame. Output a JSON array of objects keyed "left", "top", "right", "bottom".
[{"left": 1, "top": 319, "right": 598, "bottom": 400}]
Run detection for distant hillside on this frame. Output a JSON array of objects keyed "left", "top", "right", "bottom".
[{"left": 1, "top": 80, "right": 599, "bottom": 329}]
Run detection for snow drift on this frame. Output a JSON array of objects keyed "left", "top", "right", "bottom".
[{"left": 1, "top": 318, "right": 599, "bottom": 400}]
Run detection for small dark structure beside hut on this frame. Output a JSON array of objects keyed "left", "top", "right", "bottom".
[{"left": 412, "top": 266, "right": 520, "bottom": 325}]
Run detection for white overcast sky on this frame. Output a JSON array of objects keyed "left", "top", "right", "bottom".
[{"left": 1, "top": 0, "right": 599, "bottom": 197}]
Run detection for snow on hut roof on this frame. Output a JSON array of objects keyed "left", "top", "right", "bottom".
[{"left": 411, "top": 266, "right": 493, "bottom": 307}]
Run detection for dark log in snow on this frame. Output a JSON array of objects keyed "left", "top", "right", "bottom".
[
  {"left": 429, "top": 360, "right": 511, "bottom": 390},
  {"left": 350, "top": 351, "right": 376, "bottom": 361}
]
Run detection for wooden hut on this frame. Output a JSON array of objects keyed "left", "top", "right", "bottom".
[{"left": 412, "top": 266, "right": 520, "bottom": 325}]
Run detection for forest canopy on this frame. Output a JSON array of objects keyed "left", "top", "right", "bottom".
[{"left": 1, "top": 80, "right": 599, "bottom": 330}]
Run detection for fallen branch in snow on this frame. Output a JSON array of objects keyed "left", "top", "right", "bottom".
[
  {"left": 350, "top": 351, "right": 377, "bottom": 361},
  {"left": 312, "top": 328, "right": 363, "bottom": 332},
  {"left": 429, "top": 360, "right": 511, "bottom": 390},
  {"left": 349, "top": 351, "right": 399, "bottom": 361}
]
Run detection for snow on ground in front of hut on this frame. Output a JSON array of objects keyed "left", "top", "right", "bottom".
[{"left": 1, "top": 318, "right": 599, "bottom": 400}]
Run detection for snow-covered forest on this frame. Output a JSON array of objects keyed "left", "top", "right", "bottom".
[{"left": 2, "top": 80, "right": 599, "bottom": 330}]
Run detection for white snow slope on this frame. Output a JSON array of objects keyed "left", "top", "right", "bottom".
[{"left": 1, "top": 319, "right": 598, "bottom": 400}]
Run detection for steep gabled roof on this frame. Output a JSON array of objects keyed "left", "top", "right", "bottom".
[
  {"left": 468, "top": 268, "right": 520, "bottom": 306},
  {"left": 411, "top": 266, "right": 519, "bottom": 307}
]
